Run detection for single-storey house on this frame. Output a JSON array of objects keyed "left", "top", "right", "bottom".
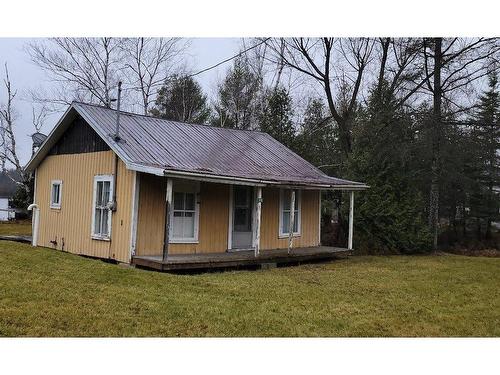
[{"left": 25, "top": 102, "right": 367, "bottom": 270}]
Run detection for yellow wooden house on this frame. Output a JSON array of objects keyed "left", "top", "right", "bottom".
[{"left": 25, "top": 102, "right": 367, "bottom": 271}]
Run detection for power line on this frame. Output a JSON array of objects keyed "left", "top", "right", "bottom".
[{"left": 187, "top": 38, "right": 271, "bottom": 78}]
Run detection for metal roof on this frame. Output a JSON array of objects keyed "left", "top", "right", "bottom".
[{"left": 26, "top": 102, "right": 367, "bottom": 189}]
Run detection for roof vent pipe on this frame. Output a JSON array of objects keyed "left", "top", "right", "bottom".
[{"left": 113, "top": 81, "right": 122, "bottom": 141}]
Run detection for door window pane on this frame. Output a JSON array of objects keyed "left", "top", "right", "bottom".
[{"left": 233, "top": 187, "right": 252, "bottom": 232}]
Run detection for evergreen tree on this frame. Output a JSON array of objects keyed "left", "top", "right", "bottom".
[
  {"left": 295, "top": 98, "right": 340, "bottom": 175},
  {"left": 211, "top": 56, "right": 261, "bottom": 129},
  {"left": 259, "top": 87, "right": 295, "bottom": 148},
  {"left": 150, "top": 75, "right": 210, "bottom": 124},
  {"left": 348, "top": 83, "right": 431, "bottom": 253},
  {"left": 469, "top": 72, "right": 500, "bottom": 239}
]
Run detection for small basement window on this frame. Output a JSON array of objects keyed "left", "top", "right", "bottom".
[
  {"left": 50, "top": 180, "right": 62, "bottom": 209},
  {"left": 92, "top": 175, "right": 114, "bottom": 240},
  {"left": 279, "top": 189, "right": 301, "bottom": 237}
]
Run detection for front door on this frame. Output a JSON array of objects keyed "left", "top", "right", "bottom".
[{"left": 231, "top": 186, "right": 254, "bottom": 250}]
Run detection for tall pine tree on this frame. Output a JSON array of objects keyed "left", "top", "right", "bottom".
[
  {"left": 150, "top": 75, "right": 210, "bottom": 124},
  {"left": 470, "top": 72, "right": 500, "bottom": 239},
  {"left": 348, "top": 83, "right": 431, "bottom": 253},
  {"left": 259, "top": 87, "right": 295, "bottom": 148}
]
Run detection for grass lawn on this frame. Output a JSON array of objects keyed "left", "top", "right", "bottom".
[
  {"left": 0, "top": 240, "right": 499, "bottom": 337},
  {"left": 0, "top": 220, "right": 32, "bottom": 236}
]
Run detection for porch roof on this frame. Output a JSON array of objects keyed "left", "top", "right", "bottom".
[{"left": 26, "top": 102, "right": 367, "bottom": 190}]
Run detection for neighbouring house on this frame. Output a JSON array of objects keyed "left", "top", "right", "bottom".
[
  {"left": 25, "top": 102, "right": 367, "bottom": 270},
  {"left": 0, "top": 172, "right": 19, "bottom": 221},
  {"left": 0, "top": 196, "right": 14, "bottom": 221}
]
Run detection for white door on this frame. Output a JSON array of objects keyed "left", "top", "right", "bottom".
[{"left": 231, "top": 186, "right": 254, "bottom": 249}]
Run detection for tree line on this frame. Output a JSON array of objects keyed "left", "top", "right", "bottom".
[{"left": 1, "top": 37, "right": 498, "bottom": 252}]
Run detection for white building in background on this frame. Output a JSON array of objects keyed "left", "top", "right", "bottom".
[{"left": 0, "top": 196, "right": 14, "bottom": 221}]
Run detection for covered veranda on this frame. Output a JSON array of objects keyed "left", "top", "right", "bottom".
[{"left": 131, "top": 172, "right": 365, "bottom": 272}]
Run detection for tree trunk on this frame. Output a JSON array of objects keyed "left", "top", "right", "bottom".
[{"left": 429, "top": 38, "right": 442, "bottom": 252}]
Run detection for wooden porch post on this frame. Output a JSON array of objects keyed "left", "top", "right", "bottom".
[
  {"left": 254, "top": 186, "right": 262, "bottom": 257},
  {"left": 288, "top": 190, "right": 296, "bottom": 254},
  {"left": 162, "top": 178, "right": 173, "bottom": 262},
  {"left": 348, "top": 191, "right": 354, "bottom": 250}
]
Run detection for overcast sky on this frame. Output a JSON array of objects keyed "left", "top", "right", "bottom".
[{"left": 0, "top": 38, "right": 240, "bottom": 165}]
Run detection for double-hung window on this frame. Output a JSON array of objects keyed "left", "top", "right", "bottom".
[
  {"left": 279, "top": 189, "right": 301, "bottom": 237},
  {"left": 50, "top": 180, "right": 62, "bottom": 209},
  {"left": 170, "top": 184, "right": 199, "bottom": 243},
  {"left": 92, "top": 175, "right": 113, "bottom": 240}
]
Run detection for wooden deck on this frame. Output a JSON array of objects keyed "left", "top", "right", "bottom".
[{"left": 132, "top": 246, "right": 350, "bottom": 272}]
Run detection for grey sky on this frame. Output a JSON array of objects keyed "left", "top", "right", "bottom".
[{"left": 0, "top": 38, "right": 240, "bottom": 165}]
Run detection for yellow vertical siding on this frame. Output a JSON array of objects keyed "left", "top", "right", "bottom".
[
  {"left": 260, "top": 188, "right": 320, "bottom": 250},
  {"left": 135, "top": 177, "right": 320, "bottom": 255},
  {"left": 34, "top": 150, "right": 135, "bottom": 263},
  {"left": 135, "top": 175, "right": 230, "bottom": 256}
]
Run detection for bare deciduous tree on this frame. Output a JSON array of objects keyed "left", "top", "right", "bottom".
[
  {"left": 26, "top": 38, "right": 124, "bottom": 108},
  {"left": 0, "top": 64, "right": 26, "bottom": 188},
  {"left": 267, "top": 38, "right": 375, "bottom": 157},
  {"left": 120, "top": 38, "right": 187, "bottom": 114}
]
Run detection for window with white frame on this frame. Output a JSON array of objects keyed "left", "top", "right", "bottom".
[
  {"left": 279, "top": 189, "right": 301, "bottom": 237},
  {"left": 171, "top": 185, "right": 199, "bottom": 243},
  {"left": 50, "top": 180, "right": 62, "bottom": 209},
  {"left": 92, "top": 175, "right": 113, "bottom": 239}
]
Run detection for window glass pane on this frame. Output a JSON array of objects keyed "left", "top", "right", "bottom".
[
  {"left": 185, "top": 193, "right": 195, "bottom": 211},
  {"left": 234, "top": 208, "right": 247, "bottom": 226},
  {"left": 96, "top": 182, "right": 103, "bottom": 206},
  {"left": 282, "top": 190, "right": 291, "bottom": 210},
  {"left": 282, "top": 212, "right": 290, "bottom": 234},
  {"left": 282, "top": 211, "right": 299, "bottom": 234},
  {"left": 102, "top": 209, "right": 109, "bottom": 235},
  {"left": 94, "top": 208, "right": 101, "bottom": 234},
  {"left": 52, "top": 184, "right": 60, "bottom": 204},
  {"left": 183, "top": 213, "right": 195, "bottom": 238},
  {"left": 102, "top": 181, "right": 110, "bottom": 205},
  {"left": 172, "top": 214, "right": 184, "bottom": 238},
  {"left": 173, "top": 192, "right": 184, "bottom": 210}
]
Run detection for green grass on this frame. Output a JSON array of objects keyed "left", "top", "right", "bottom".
[
  {"left": 0, "top": 220, "right": 32, "bottom": 236},
  {"left": 0, "top": 241, "right": 499, "bottom": 337}
]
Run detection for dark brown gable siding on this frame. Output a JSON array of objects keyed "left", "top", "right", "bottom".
[{"left": 49, "top": 115, "right": 110, "bottom": 155}]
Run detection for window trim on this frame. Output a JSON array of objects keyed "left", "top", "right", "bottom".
[
  {"left": 278, "top": 189, "right": 302, "bottom": 238},
  {"left": 50, "top": 180, "right": 63, "bottom": 209},
  {"left": 169, "top": 182, "right": 200, "bottom": 244},
  {"left": 91, "top": 174, "right": 114, "bottom": 241}
]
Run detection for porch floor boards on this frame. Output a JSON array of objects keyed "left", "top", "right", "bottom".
[{"left": 131, "top": 246, "right": 350, "bottom": 271}]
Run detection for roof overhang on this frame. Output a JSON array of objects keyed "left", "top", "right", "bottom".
[{"left": 126, "top": 162, "right": 369, "bottom": 190}]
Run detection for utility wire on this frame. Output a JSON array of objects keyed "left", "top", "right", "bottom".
[{"left": 187, "top": 38, "right": 272, "bottom": 78}]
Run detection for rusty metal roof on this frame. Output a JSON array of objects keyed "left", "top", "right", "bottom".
[{"left": 26, "top": 102, "right": 367, "bottom": 189}]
